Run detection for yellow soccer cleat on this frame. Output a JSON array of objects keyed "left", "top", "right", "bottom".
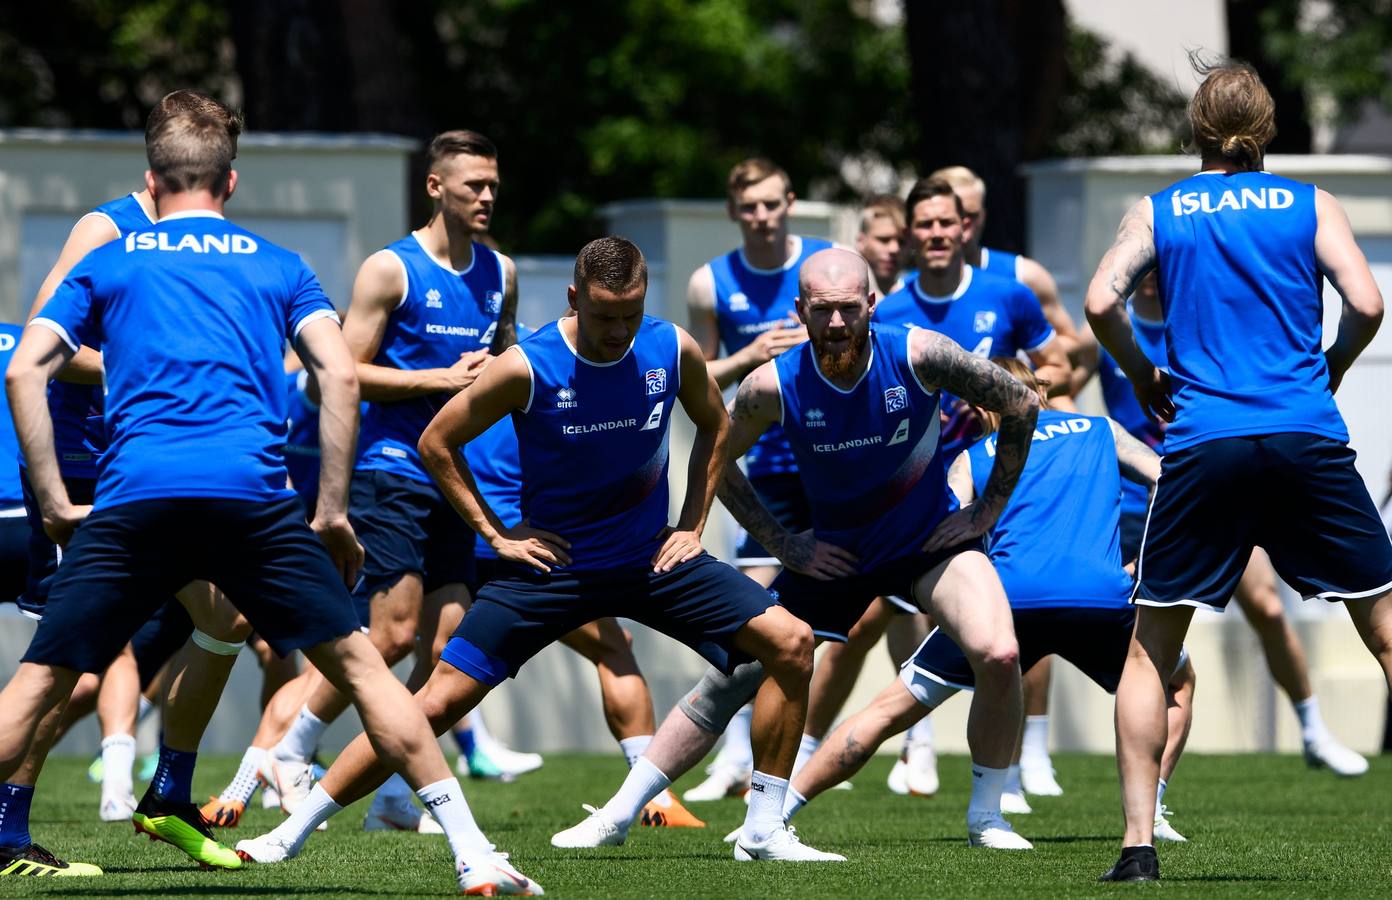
[
  {"left": 132, "top": 792, "right": 242, "bottom": 870},
  {"left": 0, "top": 843, "right": 103, "bottom": 877}
]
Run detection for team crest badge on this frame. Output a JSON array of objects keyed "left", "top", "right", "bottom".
[
  {"left": 973, "top": 310, "right": 997, "bottom": 334},
  {"left": 884, "top": 385, "right": 908, "bottom": 413},
  {"left": 486, "top": 290, "right": 504, "bottom": 314},
  {"left": 645, "top": 368, "right": 667, "bottom": 395}
]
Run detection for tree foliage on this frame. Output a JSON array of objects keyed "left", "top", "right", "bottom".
[{"left": 1260, "top": 0, "right": 1392, "bottom": 123}]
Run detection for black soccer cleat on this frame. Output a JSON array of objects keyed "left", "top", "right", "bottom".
[
  {"left": 0, "top": 842, "right": 102, "bottom": 876},
  {"left": 131, "top": 790, "right": 243, "bottom": 869},
  {"left": 1099, "top": 845, "right": 1160, "bottom": 882}
]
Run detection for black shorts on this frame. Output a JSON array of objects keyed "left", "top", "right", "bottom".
[
  {"left": 903, "top": 606, "right": 1134, "bottom": 698},
  {"left": 19, "top": 473, "right": 98, "bottom": 619},
  {"left": 734, "top": 473, "right": 812, "bottom": 567},
  {"left": 349, "top": 470, "right": 477, "bottom": 621},
  {"left": 129, "top": 601, "right": 195, "bottom": 688},
  {"left": 441, "top": 554, "right": 776, "bottom": 684},
  {"left": 769, "top": 541, "right": 983, "bottom": 643},
  {"left": 1136, "top": 434, "right": 1392, "bottom": 611},
  {"left": 0, "top": 509, "right": 28, "bottom": 609},
  {"left": 23, "top": 496, "right": 361, "bottom": 674}
]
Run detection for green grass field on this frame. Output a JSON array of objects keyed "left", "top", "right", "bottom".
[{"left": 2, "top": 752, "right": 1388, "bottom": 897}]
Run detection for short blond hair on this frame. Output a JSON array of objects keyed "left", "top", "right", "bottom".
[
  {"left": 727, "top": 157, "right": 791, "bottom": 198},
  {"left": 929, "top": 165, "right": 985, "bottom": 202},
  {"left": 859, "top": 194, "right": 905, "bottom": 233}
]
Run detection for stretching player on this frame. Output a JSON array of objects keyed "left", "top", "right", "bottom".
[
  {"left": 0, "top": 324, "right": 25, "bottom": 608},
  {"left": 787, "top": 359, "right": 1194, "bottom": 845},
  {"left": 554, "top": 248, "right": 1040, "bottom": 854},
  {"left": 1087, "top": 60, "right": 1392, "bottom": 883},
  {"left": 236, "top": 236, "right": 819, "bottom": 865},
  {"left": 683, "top": 158, "right": 826, "bottom": 801},
  {"left": 1, "top": 110, "right": 537, "bottom": 893},
  {"left": 254, "top": 130, "right": 517, "bottom": 821}
]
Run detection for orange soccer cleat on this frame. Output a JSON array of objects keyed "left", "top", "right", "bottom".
[
  {"left": 199, "top": 795, "right": 246, "bottom": 829},
  {"left": 639, "top": 789, "right": 705, "bottom": 828}
]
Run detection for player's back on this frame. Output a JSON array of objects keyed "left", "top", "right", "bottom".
[
  {"left": 35, "top": 211, "right": 335, "bottom": 509},
  {"left": 967, "top": 409, "right": 1132, "bottom": 608},
  {"left": 775, "top": 325, "right": 956, "bottom": 569},
  {"left": 510, "top": 316, "right": 679, "bottom": 570},
  {"left": 1151, "top": 171, "right": 1345, "bottom": 451},
  {"left": 0, "top": 323, "right": 23, "bottom": 507}
]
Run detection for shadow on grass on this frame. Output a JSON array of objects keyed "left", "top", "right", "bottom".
[{"left": 32, "top": 888, "right": 379, "bottom": 897}]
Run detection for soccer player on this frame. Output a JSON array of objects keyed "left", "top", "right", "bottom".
[
  {"left": 1088, "top": 272, "right": 1369, "bottom": 778},
  {"left": 786, "top": 358, "right": 1195, "bottom": 845},
  {"left": 856, "top": 194, "right": 908, "bottom": 297},
  {"left": 554, "top": 248, "right": 1040, "bottom": 854},
  {"left": 1, "top": 109, "right": 538, "bottom": 894},
  {"left": 1087, "top": 60, "right": 1392, "bottom": 883},
  {"left": 0, "top": 323, "right": 25, "bottom": 608},
  {"left": 683, "top": 157, "right": 828, "bottom": 801},
  {"left": 235, "top": 236, "right": 817, "bottom": 865},
  {"left": 255, "top": 129, "right": 517, "bottom": 818}
]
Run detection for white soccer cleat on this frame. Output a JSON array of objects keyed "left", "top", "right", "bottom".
[
  {"left": 723, "top": 825, "right": 741, "bottom": 844},
  {"left": 905, "top": 741, "right": 939, "bottom": 796},
  {"left": 234, "top": 832, "right": 301, "bottom": 864},
  {"left": 551, "top": 805, "right": 626, "bottom": 849},
  {"left": 99, "top": 792, "right": 137, "bottom": 822},
  {"left": 1304, "top": 737, "right": 1369, "bottom": 777},
  {"left": 265, "top": 756, "right": 315, "bottom": 814},
  {"left": 682, "top": 761, "right": 751, "bottom": 802},
  {"left": 968, "top": 815, "right": 1034, "bottom": 850},
  {"left": 458, "top": 849, "right": 544, "bottom": 896},
  {"left": 261, "top": 784, "right": 281, "bottom": 809},
  {"left": 1000, "top": 791, "right": 1033, "bottom": 815},
  {"left": 1019, "top": 762, "right": 1064, "bottom": 797},
  {"left": 486, "top": 744, "right": 544, "bottom": 778},
  {"left": 887, "top": 757, "right": 910, "bottom": 795},
  {"left": 363, "top": 793, "right": 443, "bottom": 833},
  {"left": 1153, "top": 804, "right": 1187, "bottom": 843},
  {"left": 733, "top": 825, "right": 845, "bottom": 862}
]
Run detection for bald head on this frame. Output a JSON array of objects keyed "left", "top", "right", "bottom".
[{"left": 799, "top": 247, "right": 870, "bottom": 300}]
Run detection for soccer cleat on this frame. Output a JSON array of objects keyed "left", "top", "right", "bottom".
[
  {"left": 363, "top": 793, "right": 444, "bottom": 834},
  {"left": 887, "top": 756, "right": 910, "bottom": 795},
  {"left": 100, "top": 792, "right": 137, "bottom": 823},
  {"left": 265, "top": 755, "right": 314, "bottom": 814},
  {"left": 138, "top": 753, "right": 158, "bottom": 782},
  {"left": 733, "top": 825, "right": 845, "bottom": 862},
  {"left": 905, "top": 741, "right": 939, "bottom": 796},
  {"left": 261, "top": 784, "right": 281, "bottom": 809},
  {"left": 551, "top": 805, "right": 626, "bottom": 848},
  {"left": 1153, "top": 804, "right": 1187, "bottom": 843},
  {"left": 1099, "top": 845, "right": 1159, "bottom": 882},
  {"left": 200, "top": 796, "right": 246, "bottom": 829},
  {"left": 1000, "top": 791, "right": 1033, "bottom": 815},
  {"left": 682, "top": 761, "right": 751, "bottom": 802},
  {"left": 638, "top": 789, "right": 705, "bottom": 828},
  {"left": 234, "top": 831, "right": 300, "bottom": 865},
  {"left": 1304, "top": 737, "right": 1369, "bottom": 777},
  {"left": 0, "top": 843, "right": 103, "bottom": 877},
  {"left": 1020, "top": 762, "right": 1064, "bottom": 797},
  {"left": 458, "top": 849, "right": 544, "bottom": 896},
  {"left": 481, "top": 743, "right": 544, "bottom": 778},
  {"left": 86, "top": 754, "right": 104, "bottom": 784},
  {"left": 131, "top": 792, "right": 243, "bottom": 870},
  {"left": 968, "top": 815, "right": 1034, "bottom": 850}
]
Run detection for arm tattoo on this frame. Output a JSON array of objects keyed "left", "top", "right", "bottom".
[
  {"left": 490, "top": 266, "right": 519, "bottom": 353},
  {"left": 1101, "top": 204, "right": 1157, "bottom": 306},
  {"left": 715, "top": 374, "right": 793, "bottom": 560},
  {"left": 1110, "top": 420, "right": 1161, "bottom": 488}
]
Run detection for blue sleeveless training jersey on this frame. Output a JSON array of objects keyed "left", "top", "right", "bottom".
[
  {"left": 0, "top": 323, "right": 23, "bottom": 506},
  {"left": 42, "top": 193, "right": 156, "bottom": 480},
  {"left": 967, "top": 409, "right": 1132, "bottom": 609},
  {"left": 357, "top": 234, "right": 506, "bottom": 484},
  {"left": 709, "top": 235, "right": 832, "bottom": 479},
  {"left": 978, "top": 246, "right": 1020, "bottom": 281},
  {"left": 463, "top": 324, "right": 532, "bottom": 560},
  {"left": 775, "top": 325, "right": 956, "bottom": 570},
  {"left": 33, "top": 210, "right": 337, "bottom": 510},
  {"left": 1098, "top": 308, "right": 1167, "bottom": 520},
  {"left": 510, "top": 317, "right": 680, "bottom": 570},
  {"left": 1151, "top": 171, "right": 1346, "bottom": 451}
]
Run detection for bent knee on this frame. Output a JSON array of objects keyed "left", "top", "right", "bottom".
[
  {"left": 767, "top": 618, "right": 815, "bottom": 679},
  {"left": 972, "top": 638, "right": 1019, "bottom": 678}
]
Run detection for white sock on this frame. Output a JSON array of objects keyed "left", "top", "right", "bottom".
[
  {"left": 137, "top": 696, "right": 155, "bottom": 721},
  {"left": 1156, "top": 778, "right": 1168, "bottom": 810},
  {"left": 714, "top": 705, "right": 754, "bottom": 772},
  {"left": 274, "top": 706, "right": 327, "bottom": 763},
  {"left": 967, "top": 764, "right": 1008, "bottom": 821},
  {"left": 619, "top": 735, "right": 652, "bottom": 769},
  {"left": 1020, "top": 715, "right": 1051, "bottom": 767},
  {"left": 905, "top": 716, "right": 934, "bottom": 747},
  {"left": 376, "top": 772, "right": 414, "bottom": 805},
  {"left": 220, "top": 746, "right": 267, "bottom": 803},
  {"left": 599, "top": 757, "right": 669, "bottom": 829},
  {"left": 781, "top": 785, "right": 807, "bottom": 823},
  {"left": 1004, "top": 763, "right": 1024, "bottom": 795},
  {"left": 417, "top": 777, "right": 492, "bottom": 861},
  {"left": 792, "top": 733, "right": 820, "bottom": 776},
  {"left": 1294, "top": 696, "right": 1330, "bottom": 745},
  {"left": 100, "top": 734, "right": 136, "bottom": 797},
  {"left": 268, "top": 782, "right": 341, "bottom": 850},
  {"left": 741, "top": 771, "right": 789, "bottom": 844},
  {"left": 470, "top": 711, "right": 500, "bottom": 752}
]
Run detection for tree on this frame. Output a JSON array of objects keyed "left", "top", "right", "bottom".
[
  {"left": 1226, "top": 0, "right": 1310, "bottom": 153},
  {"left": 1261, "top": 0, "right": 1392, "bottom": 125}
]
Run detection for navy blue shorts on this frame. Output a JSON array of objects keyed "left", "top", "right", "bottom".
[
  {"left": 0, "top": 509, "right": 28, "bottom": 609},
  {"left": 23, "top": 496, "right": 361, "bottom": 674},
  {"left": 769, "top": 541, "right": 983, "bottom": 643},
  {"left": 903, "top": 606, "right": 1134, "bottom": 697},
  {"left": 468, "top": 554, "right": 503, "bottom": 598},
  {"left": 19, "top": 473, "right": 98, "bottom": 619},
  {"left": 1119, "top": 511, "right": 1147, "bottom": 566},
  {"left": 349, "top": 470, "right": 476, "bottom": 621},
  {"left": 129, "top": 601, "right": 195, "bottom": 689},
  {"left": 1136, "top": 434, "right": 1392, "bottom": 610},
  {"left": 441, "top": 553, "right": 776, "bottom": 685},
  {"left": 734, "top": 473, "right": 812, "bottom": 567}
]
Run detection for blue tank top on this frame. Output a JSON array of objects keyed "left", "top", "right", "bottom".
[
  {"left": 511, "top": 317, "right": 680, "bottom": 571},
  {"left": 284, "top": 370, "right": 321, "bottom": 512},
  {"left": 979, "top": 246, "right": 1020, "bottom": 280},
  {"left": 967, "top": 410, "right": 1132, "bottom": 609},
  {"left": 357, "top": 234, "right": 506, "bottom": 484},
  {"left": 709, "top": 235, "right": 832, "bottom": 480},
  {"left": 1151, "top": 171, "right": 1346, "bottom": 451},
  {"left": 775, "top": 325, "right": 956, "bottom": 570},
  {"left": 0, "top": 323, "right": 24, "bottom": 507},
  {"left": 463, "top": 324, "right": 532, "bottom": 560},
  {"left": 1097, "top": 308, "right": 1167, "bottom": 519},
  {"left": 41, "top": 193, "right": 155, "bottom": 480}
]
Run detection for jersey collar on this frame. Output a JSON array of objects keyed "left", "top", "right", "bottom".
[
  {"left": 158, "top": 209, "right": 225, "bottom": 222},
  {"left": 911, "top": 264, "right": 973, "bottom": 304},
  {"left": 737, "top": 235, "right": 803, "bottom": 275}
]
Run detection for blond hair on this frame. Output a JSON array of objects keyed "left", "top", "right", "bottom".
[
  {"left": 975, "top": 357, "right": 1050, "bottom": 435},
  {"left": 1187, "top": 58, "right": 1275, "bottom": 171},
  {"left": 859, "top": 194, "right": 905, "bottom": 232},
  {"left": 727, "top": 157, "right": 791, "bottom": 198},
  {"left": 929, "top": 165, "right": 985, "bottom": 201}
]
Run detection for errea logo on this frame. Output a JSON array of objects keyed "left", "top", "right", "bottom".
[
  {"left": 556, "top": 386, "right": 578, "bottom": 409},
  {"left": 426, "top": 289, "right": 443, "bottom": 308},
  {"left": 728, "top": 292, "right": 750, "bottom": 312},
  {"left": 805, "top": 408, "right": 827, "bottom": 428}
]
